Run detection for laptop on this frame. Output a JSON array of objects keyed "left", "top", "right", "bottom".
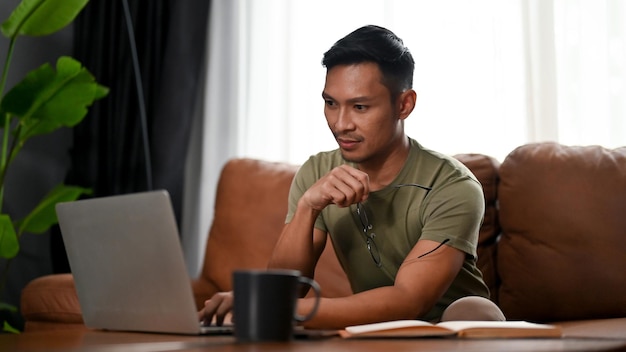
[{"left": 56, "top": 190, "right": 233, "bottom": 335}]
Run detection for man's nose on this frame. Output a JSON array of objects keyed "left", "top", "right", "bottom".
[{"left": 333, "top": 108, "right": 355, "bottom": 131}]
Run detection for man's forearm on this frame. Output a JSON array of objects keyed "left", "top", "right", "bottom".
[
  {"left": 267, "top": 203, "right": 323, "bottom": 279},
  {"left": 296, "top": 286, "right": 429, "bottom": 330}
]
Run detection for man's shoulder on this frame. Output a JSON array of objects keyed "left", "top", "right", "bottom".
[{"left": 409, "top": 139, "right": 478, "bottom": 182}]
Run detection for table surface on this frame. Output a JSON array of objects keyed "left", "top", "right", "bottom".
[{"left": 2, "top": 329, "right": 626, "bottom": 352}]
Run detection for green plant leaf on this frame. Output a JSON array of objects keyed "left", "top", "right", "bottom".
[
  {"left": 1, "top": 0, "right": 90, "bottom": 38},
  {"left": 2, "top": 320, "right": 20, "bottom": 334},
  {"left": 17, "top": 184, "right": 92, "bottom": 235},
  {"left": 0, "top": 56, "right": 109, "bottom": 141},
  {"left": 0, "top": 302, "right": 17, "bottom": 312},
  {"left": 0, "top": 215, "right": 18, "bottom": 259}
]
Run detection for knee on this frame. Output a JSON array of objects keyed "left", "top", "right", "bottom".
[{"left": 441, "top": 296, "right": 506, "bottom": 322}]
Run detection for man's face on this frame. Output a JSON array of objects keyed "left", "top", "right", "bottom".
[{"left": 322, "top": 62, "right": 404, "bottom": 164}]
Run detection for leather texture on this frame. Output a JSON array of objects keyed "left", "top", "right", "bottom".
[{"left": 497, "top": 142, "right": 626, "bottom": 321}]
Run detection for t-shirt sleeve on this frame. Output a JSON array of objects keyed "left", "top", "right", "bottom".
[{"left": 419, "top": 176, "right": 485, "bottom": 259}]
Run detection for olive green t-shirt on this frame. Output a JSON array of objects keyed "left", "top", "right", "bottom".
[{"left": 285, "top": 138, "right": 490, "bottom": 321}]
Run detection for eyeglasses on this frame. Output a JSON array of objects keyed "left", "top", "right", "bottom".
[
  {"left": 356, "top": 202, "right": 382, "bottom": 267},
  {"left": 355, "top": 182, "right": 448, "bottom": 268}
]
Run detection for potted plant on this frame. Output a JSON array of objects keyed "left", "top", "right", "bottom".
[{"left": 0, "top": 0, "right": 108, "bottom": 333}]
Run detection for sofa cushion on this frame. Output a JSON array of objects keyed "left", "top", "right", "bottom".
[
  {"left": 454, "top": 153, "right": 501, "bottom": 303},
  {"left": 497, "top": 142, "right": 626, "bottom": 321}
]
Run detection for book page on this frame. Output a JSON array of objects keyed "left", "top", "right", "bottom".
[
  {"left": 341, "top": 320, "right": 455, "bottom": 338},
  {"left": 437, "top": 320, "right": 557, "bottom": 331},
  {"left": 437, "top": 320, "right": 562, "bottom": 338}
]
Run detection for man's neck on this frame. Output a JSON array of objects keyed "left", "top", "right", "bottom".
[{"left": 358, "top": 136, "right": 411, "bottom": 191}]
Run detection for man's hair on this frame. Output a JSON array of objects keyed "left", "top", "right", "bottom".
[{"left": 322, "top": 25, "right": 415, "bottom": 100}]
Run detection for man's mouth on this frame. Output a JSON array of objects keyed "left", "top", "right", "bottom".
[{"left": 336, "top": 137, "right": 361, "bottom": 150}]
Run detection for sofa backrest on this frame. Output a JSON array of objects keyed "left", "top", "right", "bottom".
[{"left": 496, "top": 142, "right": 626, "bottom": 322}]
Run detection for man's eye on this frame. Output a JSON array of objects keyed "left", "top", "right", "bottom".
[
  {"left": 325, "top": 100, "right": 336, "bottom": 107},
  {"left": 355, "top": 104, "right": 367, "bottom": 111}
]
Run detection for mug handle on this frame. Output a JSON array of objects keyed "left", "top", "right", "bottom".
[{"left": 294, "top": 276, "right": 321, "bottom": 322}]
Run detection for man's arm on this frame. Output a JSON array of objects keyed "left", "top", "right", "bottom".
[
  {"left": 267, "top": 211, "right": 327, "bottom": 289},
  {"left": 296, "top": 239, "right": 465, "bottom": 329},
  {"left": 268, "top": 164, "right": 370, "bottom": 285}
]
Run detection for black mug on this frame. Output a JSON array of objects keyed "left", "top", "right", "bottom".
[{"left": 232, "top": 269, "right": 321, "bottom": 342}]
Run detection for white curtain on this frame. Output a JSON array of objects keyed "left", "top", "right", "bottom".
[
  {"left": 182, "top": 0, "right": 626, "bottom": 276},
  {"left": 181, "top": 0, "right": 243, "bottom": 277}
]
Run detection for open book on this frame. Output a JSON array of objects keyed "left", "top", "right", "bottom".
[{"left": 340, "top": 320, "right": 562, "bottom": 339}]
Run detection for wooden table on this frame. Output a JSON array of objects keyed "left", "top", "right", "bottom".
[{"left": 2, "top": 329, "right": 626, "bottom": 352}]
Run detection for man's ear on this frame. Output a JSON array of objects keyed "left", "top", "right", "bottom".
[{"left": 397, "top": 89, "right": 417, "bottom": 120}]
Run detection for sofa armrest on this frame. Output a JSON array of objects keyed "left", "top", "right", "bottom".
[{"left": 20, "top": 274, "right": 85, "bottom": 332}]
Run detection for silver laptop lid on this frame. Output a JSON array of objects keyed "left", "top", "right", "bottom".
[{"left": 56, "top": 190, "right": 203, "bottom": 334}]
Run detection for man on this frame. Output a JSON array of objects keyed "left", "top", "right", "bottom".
[{"left": 200, "top": 25, "right": 504, "bottom": 329}]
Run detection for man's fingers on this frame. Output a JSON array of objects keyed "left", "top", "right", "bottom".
[
  {"left": 214, "top": 293, "right": 233, "bottom": 325},
  {"left": 198, "top": 304, "right": 214, "bottom": 325},
  {"left": 198, "top": 291, "right": 233, "bottom": 326},
  {"left": 327, "top": 165, "right": 369, "bottom": 206},
  {"left": 303, "top": 164, "right": 370, "bottom": 210}
]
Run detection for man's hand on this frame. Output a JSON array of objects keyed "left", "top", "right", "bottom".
[
  {"left": 300, "top": 164, "right": 370, "bottom": 211},
  {"left": 198, "top": 291, "right": 234, "bottom": 326}
]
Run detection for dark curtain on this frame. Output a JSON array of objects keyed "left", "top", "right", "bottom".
[{"left": 51, "top": 0, "right": 211, "bottom": 272}]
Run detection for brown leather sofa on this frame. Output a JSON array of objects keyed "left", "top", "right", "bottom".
[{"left": 20, "top": 142, "right": 626, "bottom": 339}]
